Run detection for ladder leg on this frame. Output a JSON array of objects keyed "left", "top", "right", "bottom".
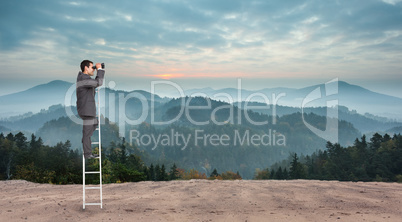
[
  {"left": 99, "top": 152, "right": 102, "bottom": 208},
  {"left": 83, "top": 155, "right": 85, "bottom": 210},
  {"left": 98, "top": 88, "right": 103, "bottom": 209}
]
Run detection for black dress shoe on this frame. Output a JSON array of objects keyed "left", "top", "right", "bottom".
[{"left": 86, "top": 154, "right": 99, "bottom": 159}]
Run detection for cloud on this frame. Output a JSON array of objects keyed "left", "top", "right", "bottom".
[
  {"left": 382, "top": 0, "right": 402, "bottom": 5},
  {"left": 0, "top": 0, "right": 402, "bottom": 81}
]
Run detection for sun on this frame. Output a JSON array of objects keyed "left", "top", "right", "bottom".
[{"left": 153, "top": 73, "right": 184, "bottom": 79}]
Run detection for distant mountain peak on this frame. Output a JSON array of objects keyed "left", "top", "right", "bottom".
[
  {"left": 27, "top": 80, "right": 73, "bottom": 92},
  {"left": 36, "top": 80, "right": 73, "bottom": 87},
  {"left": 49, "top": 79, "right": 71, "bottom": 84}
]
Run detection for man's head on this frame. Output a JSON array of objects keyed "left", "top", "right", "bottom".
[{"left": 80, "top": 60, "right": 94, "bottom": 76}]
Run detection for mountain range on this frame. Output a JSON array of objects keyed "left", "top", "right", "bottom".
[
  {"left": 1, "top": 80, "right": 401, "bottom": 179},
  {"left": 1, "top": 79, "right": 401, "bottom": 121},
  {"left": 0, "top": 80, "right": 168, "bottom": 118},
  {"left": 185, "top": 81, "right": 402, "bottom": 121},
  {"left": 1, "top": 79, "right": 402, "bottom": 134},
  {"left": 0, "top": 80, "right": 73, "bottom": 117}
]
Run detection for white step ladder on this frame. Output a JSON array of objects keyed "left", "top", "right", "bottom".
[{"left": 83, "top": 88, "right": 103, "bottom": 209}]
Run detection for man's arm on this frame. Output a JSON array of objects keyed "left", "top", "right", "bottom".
[
  {"left": 94, "top": 63, "right": 105, "bottom": 87},
  {"left": 95, "top": 69, "right": 105, "bottom": 87},
  {"left": 77, "top": 74, "right": 103, "bottom": 88}
]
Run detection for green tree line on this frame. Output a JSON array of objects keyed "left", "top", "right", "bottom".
[
  {"left": 0, "top": 132, "right": 242, "bottom": 184},
  {"left": 254, "top": 133, "right": 402, "bottom": 182}
]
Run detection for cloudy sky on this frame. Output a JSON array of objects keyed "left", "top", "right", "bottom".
[{"left": 0, "top": 0, "right": 402, "bottom": 97}]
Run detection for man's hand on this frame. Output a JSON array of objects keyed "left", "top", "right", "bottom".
[{"left": 95, "top": 63, "right": 102, "bottom": 69}]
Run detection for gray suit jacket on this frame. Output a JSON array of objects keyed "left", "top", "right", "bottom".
[{"left": 76, "top": 70, "right": 105, "bottom": 117}]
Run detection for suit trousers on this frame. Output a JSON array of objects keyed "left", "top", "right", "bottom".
[{"left": 81, "top": 116, "right": 98, "bottom": 158}]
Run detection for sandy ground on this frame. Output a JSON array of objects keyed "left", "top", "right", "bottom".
[{"left": 0, "top": 180, "right": 401, "bottom": 222}]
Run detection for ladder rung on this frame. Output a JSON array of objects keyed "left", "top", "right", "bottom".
[
  {"left": 85, "top": 186, "right": 101, "bottom": 189},
  {"left": 91, "top": 142, "right": 99, "bottom": 144},
  {"left": 85, "top": 203, "right": 102, "bottom": 206},
  {"left": 85, "top": 171, "right": 100, "bottom": 174},
  {"left": 95, "top": 128, "right": 99, "bottom": 130},
  {"left": 84, "top": 156, "right": 100, "bottom": 159}
]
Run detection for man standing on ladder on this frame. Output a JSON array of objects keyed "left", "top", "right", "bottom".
[{"left": 76, "top": 60, "right": 105, "bottom": 159}]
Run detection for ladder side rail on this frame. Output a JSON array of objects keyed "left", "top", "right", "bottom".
[
  {"left": 97, "top": 87, "right": 103, "bottom": 208},
  {"left": 83, "top": 155, "right": 85, "bottom": 209}
]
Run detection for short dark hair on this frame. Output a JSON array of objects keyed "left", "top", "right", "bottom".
[{"left": 80, "top": 60, "right": 93, "bottom": 72}]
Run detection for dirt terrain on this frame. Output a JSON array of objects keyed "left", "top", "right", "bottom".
[{"left": 1, "top": 179, "right": 401, "bottom": 221}]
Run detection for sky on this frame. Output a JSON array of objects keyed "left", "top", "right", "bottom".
[{"left": 0, "top": 0, "right": 402, "bottom": 97}]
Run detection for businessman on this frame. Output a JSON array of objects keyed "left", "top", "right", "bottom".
[{"left": 76, "top": 60, "right": 105, "bottom": 159}]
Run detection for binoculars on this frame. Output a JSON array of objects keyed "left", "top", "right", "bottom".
[{"left": 92, "top": 63, "right": 105, "bottom": 69}]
